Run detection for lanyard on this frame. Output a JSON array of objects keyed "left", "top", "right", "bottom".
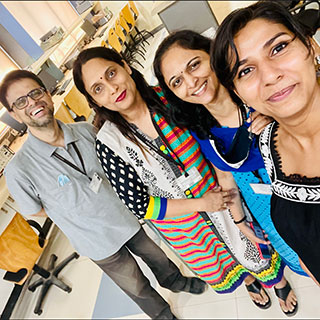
[
  {"left": 53, "top": 142, "right": 91, "bottom": 181},
  {"left": 130, "top": 113, "right": 188, "bottom": 176}
]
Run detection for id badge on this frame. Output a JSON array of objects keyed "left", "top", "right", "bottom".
[
  {"left": 89, "top": 172, "right": 102, "bottom": 194},
  {"left": 250, "top": 183, "right": 272, "bottom": 195},
  {"left": 176, "top": 167, "right": 202, "bottom": 190}
]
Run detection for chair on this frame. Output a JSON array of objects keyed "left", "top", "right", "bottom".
[
  {"left": 101, "top": 40, "right": 108, "bottom": 48},
  {"left": 119, "top": 12, "right": 142, "bottom": 50},
  {"left": 115, "top": 18, "right": 146, "bottom": 61},
  {"left": 121, "top": 4, "right": 151, "bottom": 49},
  {"left": 0, "top": 212, "right": 79, "bottom": 315},
  {"left": 129, "top": 0, "right": 139, "bottom": 20},
  {"left": 64, "top": 86, "right": 92, "bottom": 121},
  {"left": 129, "top": 0, "right": 154, "bottom": 40},
  {"left": 119, "top": 12, "right": 131, "bottom": 35},
  {"left": 108, "top": 27, "right": 144, "bottom": 69},
  {"left": 108, "top": 27, "right": 125, "bottom": 54},
  {"left": 124, "top": 3, "right": 154, "bottom": 44},
  {"left": 121, "top": 4, "right": 135, "bottom": 28},
  {"left": 54, "top": 102, "right": 75, "bottom": 123}
]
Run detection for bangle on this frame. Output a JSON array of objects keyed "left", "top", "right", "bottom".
[{"left": 234, "top": 216, "right": 246, "bottom": 225}]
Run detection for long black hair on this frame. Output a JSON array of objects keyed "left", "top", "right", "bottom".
[
  {"left": 212, "top": 0, "right": 312, "bottom": 92},
  {"left": 73, "top": 46, "right": 170, "bottom": 146},
  {"left": 153, "top": 30, "right": 243, "bottom": 139}
]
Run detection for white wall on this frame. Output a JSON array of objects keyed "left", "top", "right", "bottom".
[
  {"left": 134, "top": 1, "right": 163, "bottom": 31},
  {"left": 2, "top": 1, "right": 78, "bottom": 45},
  {"left": 209, "top": 0, "right": 257, "bottom": 24}
]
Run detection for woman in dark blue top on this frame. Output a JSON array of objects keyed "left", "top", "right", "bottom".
[{"left": 153, "top": 29, "right": 301, "bottom": 316}]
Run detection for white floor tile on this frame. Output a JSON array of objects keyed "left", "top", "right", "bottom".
[
  {"left": 237, "top": 295, "right": 289, "bottom": 319},
  {"left": 173, "top": 299, "right": 238, "bottom": 319},
  {"left": 237, "top": 283, "right": 320, "bottom": 319},
  {"left": 283, "top": 266, "right": 317, "bottom": 289},
  {"left": 158, "top": 285, "right": 237, "bottom": 310},
  {"left": 12, "top": 228, "right": 102, "bottom": 319},
  {"left": 290, "top": 286, "right": 320, "bottom": 318},
  {"left": 234, "top": 266, "right": 318, "bottom": 300},
  {"left": 115, "top": 313, "right": 150, "bottom": 319}
]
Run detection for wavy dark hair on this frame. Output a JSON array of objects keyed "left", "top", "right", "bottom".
[
  {"left": 73, "top": 46, "right": 170, "bottom": 146},
  {"left": 153, "top": 30, "right": 243, "bottom": 139},
  {"left": 211, "top": 0, "right": 312, "bottom": 91}
]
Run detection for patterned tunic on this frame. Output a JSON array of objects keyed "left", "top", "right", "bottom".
[
  {"left": 95, "top": 87, "right": 284, "bottom": 293},
  {"left": 193, "top": 123, "right": 305, "bottom": 275}
]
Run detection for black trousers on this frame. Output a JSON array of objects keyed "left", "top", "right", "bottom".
[{"left": 94, "top": 227, "right": 188, "bottom": 319}]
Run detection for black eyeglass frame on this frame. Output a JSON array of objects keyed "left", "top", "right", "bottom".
[{"left": 11, "top": 87, "right": 46, "bottom": 111}]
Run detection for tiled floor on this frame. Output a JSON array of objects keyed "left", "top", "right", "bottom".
[
  {"left": 121, "top": 238, "right": 320, "bottom": 319},
  {"left": 13, "top": 220, "right": 320, "bottom": 319}
]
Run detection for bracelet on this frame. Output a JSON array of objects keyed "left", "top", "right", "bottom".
[{"left": 234, "top": 216, "right": 246, "bottom": 225}]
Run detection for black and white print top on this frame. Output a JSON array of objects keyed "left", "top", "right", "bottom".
[
  {"left": 96, "top": 140, "right": 150, "bottom": 219},
  {"left": 259, "top": 122, "right": 320, "bottom": 204}
]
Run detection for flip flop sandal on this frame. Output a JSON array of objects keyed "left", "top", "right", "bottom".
[
  {"left": 246, "top": 279, "right": 271, "bottom": 309},
  {"left": 274, "top": 281, "right": 298, "bottom": 317}
]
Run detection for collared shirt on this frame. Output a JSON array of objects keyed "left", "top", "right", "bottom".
[{"left": 4, "top": 121, "right": 140, "bottom": 260}]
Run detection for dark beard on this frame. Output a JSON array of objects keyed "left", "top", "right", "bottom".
[{"left": 28, "top": 112, "right": 54, "bottom": 128}]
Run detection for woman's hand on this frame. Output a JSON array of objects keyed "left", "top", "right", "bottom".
[
  {"left": 247, "top": 111, "right": 273, "bottom": 135},
  {"left": 237, "top": 221, "right": 271, "bottom": 246},
  {"left": 201, "top": 186, "right": 238, "bottom": 212}
]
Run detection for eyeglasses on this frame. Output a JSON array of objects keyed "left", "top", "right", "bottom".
[{"left": 11, "top": 87, "right": 46, "bottom": 110}]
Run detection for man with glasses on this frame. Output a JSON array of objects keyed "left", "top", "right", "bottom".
[{"left": 0, "top": 70, "right": 207, "bottom": 320}]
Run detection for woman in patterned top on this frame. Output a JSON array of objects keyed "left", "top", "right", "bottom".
[
  {"left": 153, "top": 30, "right": 299, "bottom": 315},
  {"left": 212, "top": 1, "right": 320, "bottom": 286},
  {"left": 73, "top": 47, "right": 285, "bottom": 307}
]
